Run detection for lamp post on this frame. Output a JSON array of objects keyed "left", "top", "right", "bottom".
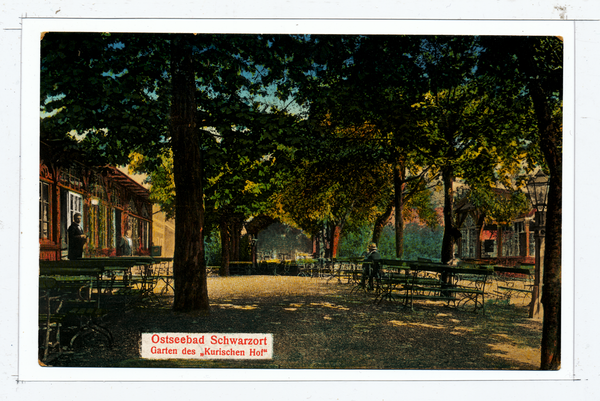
[{"left": 526, "top": 170, "right": 549, "bottom": 319}]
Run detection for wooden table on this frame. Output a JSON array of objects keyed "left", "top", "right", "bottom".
[{"left": 40, "top": 256, "right": 157, "bottom": 295}]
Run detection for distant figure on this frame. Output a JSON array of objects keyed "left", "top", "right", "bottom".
[
  {"left": 447, "top": 253, "right": 461, "bottom": 266},
  {"left": 360, "top": 243, "right": 381, "bottom": 290},
  {"left": 118, "top": 229, "right": 133, "bottom": 256},
  {"left": 67, "top": 212, "right": 87, "bottom": 260}
]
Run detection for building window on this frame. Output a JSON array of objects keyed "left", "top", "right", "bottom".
[
  {"left": 515, "top": 221, "right": 525, "bottom": 233},
  {"left": 484, "top": 240, "right": 494, "bottom": 253},
  {"left": 59, "top": 165, "right": 84, "bottom": 192},
  {"left": 39, "top": 181, "right": 50, "bottom": 240},
  {"left": 128, "top": 216, "right": 140, "bottom": 254},
  {"left": 529, "top": 232, "right": 536, "bottom": 257},
  {"left": 140, "top": 220, "right": 150, "bottom": 250},
  {"left": 67, "top": 191, "right": 83, "bottom": 228},
  {"left": 129, "top": 199, "right": 138, "bottom": 215},
  {"left": 90, "top": 173, "right": 108, "bottom": 201},
  {"left": 460, "top": 215, "right": 477, "bottom": 259},
  {"left": 88, "top": 202, "right": 98, "bottom": 250},
  {"left": 502, "top": 227, "right": 519, "bottom": 257},
  {"left": 109, "top": 208, "right": 116, "bottom": 249},
  {"left": 98, "top": 203, "right": 108, "bottom": 249}
]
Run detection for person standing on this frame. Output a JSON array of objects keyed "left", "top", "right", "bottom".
[
  {"left": 118, "top": 228, "right": 133, "bottom": 256},
  {"left": 67, "top": 212, "right": 87, "bottom": 260},
  {"left": 360, "top": 243, "right": 381, "bottom": 290}
]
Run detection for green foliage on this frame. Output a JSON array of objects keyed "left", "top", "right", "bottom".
[
  {"left": 377, "top": 225, "right": 397, "bottom": 258},
  {"left": 337, "top": 221, "right": 443, "bottom": 261},
  {"left": 337, "top": 225, "right": 371, "bottom": 258},
  {"left": 401, "top": 223, "right": 444, "bottom": 261},
  {"left": 467, "top": 186, "right": 530, "bottom": 227},
  {"left": 129, "top": 150, "right": 176, "bottom": 219},
  {"left": 404, "top": 178, "right": 441, "bottom": 228},
  {"left": 204, "top": 231, "right": 222, "bottom": 266}
]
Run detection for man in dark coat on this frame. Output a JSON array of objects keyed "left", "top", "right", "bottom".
[
  {"left": 67, "top": 212, "right": 87, "bottom": 260},
  {"left": 118, "top": 229, "right": 133, "bottom": 256},
  {"left": 360, "top": 243, "right": 381, "bottom": 290}
]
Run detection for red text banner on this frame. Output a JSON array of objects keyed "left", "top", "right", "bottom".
[{"left": 140, "top": 333, "right": 273, "bottom": 360}]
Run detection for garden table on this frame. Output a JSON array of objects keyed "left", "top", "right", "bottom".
[{"left": 40, "top": 256, "right": 156, "bottom": 295}]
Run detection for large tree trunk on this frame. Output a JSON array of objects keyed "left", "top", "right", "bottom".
[
  {"left": 441, "top": 166, "right": 456, "bottom": 264},
  {"left": 541, "top": 171, "right": 561, "bottom": 370},
  {"left": 394, "top": 164, "right": 405, "bottom": 258},
  {"left": 516, "top": 37, "right": 562, "bottom": 370},
  {"left": 170, "top": 36, "right": 209, "bottom": 312},
  {"left": 529, "top": 81, "right": 562, "bottom": 370}
]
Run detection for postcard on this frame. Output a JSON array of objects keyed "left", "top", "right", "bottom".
[{"left": 13, "top": 9, "right": 583, "bottom": 397}]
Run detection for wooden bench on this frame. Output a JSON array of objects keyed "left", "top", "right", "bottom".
[
  {"left": 374, "top": 260, "right": 492, "bottom": 314},
  {"left": 228, "top": 261, "right": 254, "bottom": 275},
  {"left": 386, "top": 271, "right": 458, "bottom": 307},
  {"left": 331, "top": 258, "right": 363, "bottom": 284},
  {"left": 297, "top": 260, "right": 322, "bottom": 277},
  {"left": 371, "top": 259, "right": 409, "bottom": 300},
  {"left": 444, "top": 266, "right": 493, "bottom": 314},
  {"left": 349, "top": 262, "right": 380, "bottom": 294}
]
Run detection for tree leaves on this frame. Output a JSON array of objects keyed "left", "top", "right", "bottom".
[{"left": 40, "top": 32, "right": 559, "bottom": 262}]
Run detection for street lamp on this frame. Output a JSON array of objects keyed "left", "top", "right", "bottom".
[
  {"left": 527, "top": 169, "right": 550, "bottom": 227},
  {"left": 525, "top": 169, "right": 549, "bottom": 319}
]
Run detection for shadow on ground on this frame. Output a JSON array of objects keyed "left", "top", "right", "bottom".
[{"left": 49, "top": 277, "right": 542, "bottom": 370}]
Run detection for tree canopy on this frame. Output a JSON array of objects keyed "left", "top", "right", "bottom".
[{"left": 40, "top": 33, "right": 559, "bottom": 315}]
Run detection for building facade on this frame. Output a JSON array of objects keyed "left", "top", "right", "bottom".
[
  {"left": 39, "top": 158, "right": 153, "bottom": 261},
  {"left": 454, "top": 192, "right": 535, "bottom": 265}
]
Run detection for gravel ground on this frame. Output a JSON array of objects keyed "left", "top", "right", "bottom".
[{"left": 47, "top": 276, "right": 543, "bottom": 370}]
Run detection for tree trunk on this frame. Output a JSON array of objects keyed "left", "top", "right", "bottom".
[
  {"left": 515, "top": 37, "right": 562, "bottom": 370},
  {"left": 529, "top": 81, "right": 562, "bottom": 370},
  {"left": 441, "top": 166, "right": 456, "bottom": 264},
  {"left": 394, "top": 164, "right": 405, "bottom": 258},
  {"left": 219, "top": 210, "right": 232, "bottom": 276},
  {"left": 541, "top": 173, "right": 561, "bottom": 370},
  {"left": 232, "top": 215, "right": 244, "bottom": 261},
  {"left": 250, "top": 234, "right": 258, "bottom": 268},
  {"left": 170, "top": 36, "right": 209, "bottom": 312},
  {"left": 329, "top": 199, "right": 355, "bottom": 258},
  {"left": 529, "top": 230, "right": 544, "bottom": 319},
  {"left": 228, "top": 218, "right": 236, "bottom": 262},
  {"left": 331, "top": 224, "right": 342, "bottom": 259},
  {"left": 323, "top": 222, "right": 332, "bottom": 259},
  {"left": 371, "top": 202, "right": 394, "bottom": 245}
]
